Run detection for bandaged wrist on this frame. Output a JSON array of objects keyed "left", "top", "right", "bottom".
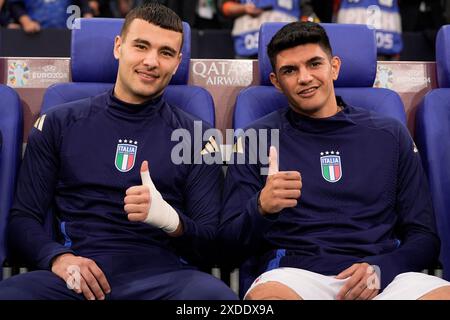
[{"left": 141, "top": 170, "right": 180, "bottom": 233}]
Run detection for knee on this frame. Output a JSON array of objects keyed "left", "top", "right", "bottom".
[
  {"left": 419, "top": 285, "right": 450, "bottom": 300},
  {"left": 0, "top": 276, "right": 38, "bottom": 300},
  {"left": 181, "top": 277, "right": 238, "bottom": 300},
  {"left": 245, "top": 281, "right": 302, "bottom": 300},
  {"left": 0, "top": 270, "right": 72, "bottom": 300}
]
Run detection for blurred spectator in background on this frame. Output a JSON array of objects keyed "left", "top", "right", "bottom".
[
  {"left": 87, "top": 0, "right": 113, "bottom": 17},
  {"left": 337, "top": 0, "right": 402, "bottom": 59},
  {"left": 9, "top": 0, "right": 94, "bottom": 33},
  {"left": 446, "top": 0, "right": 450, "bottom": 24},
  {"left": 85, "top": 1, "right": 228, "bottom": 28},
  {"left": 219, "top": 0, "right": 317, "bottom": 58},
  {"left": 109, "top": 0, "right": 145, "bottom": 17},
  {"left": 332, "top": 0, "right": 340, "bottom": 21},
  {"left": 399, "top": 0, "right": 446, "bottom": 32},
  {"left": 164, "top": 0, "right": 224, "bottom": 29},
  {"left": 399, "top": 0, "right": 447, "bottom": 59},
  {"left": 0, "top": 0, "right": 9, "bottom": 27},
  {"left": 1, "top": 0, "right": 21, "bottom": 29},
  {"left": 311, "top": 0, "right": 333, "bottom": 22}
]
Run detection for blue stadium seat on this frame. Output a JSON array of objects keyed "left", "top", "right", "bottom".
[
  {"left": 415, "top": 25, "right": 450, "bottom": 281},
  {"left": 233, "top": 23, "right": 406, "bottom": 130},
  {"left": 41, "top": 18, "right": 215, "bottom": 126},
  {"left": 0, "top": 85, "right": 23, "bottom": 279},
  {"left": 235, "top": 22, "right": 407, "bottom": 298}
]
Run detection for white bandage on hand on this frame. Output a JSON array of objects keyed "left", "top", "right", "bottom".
[{"left": 140, "top": 170, "right": 180, "bottom": 233}]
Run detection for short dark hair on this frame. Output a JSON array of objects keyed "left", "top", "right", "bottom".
[
  {"left": 267, "top": 22, "right": 333, "bottom": 71},
  {"left": 120, "top": 3, "right": 183, "bottom": 48}
]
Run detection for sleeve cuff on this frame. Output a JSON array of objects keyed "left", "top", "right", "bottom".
[
  {"left": 38, "top": 244, "right": 75, "bottom": 270},
  {"left": 247, "top": 192, "right": 279, "bottom": 231}
]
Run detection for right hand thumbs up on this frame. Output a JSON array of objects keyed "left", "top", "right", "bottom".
[
  {"left": 126, "top": 160, "right": 180, "bottom": 234},
  {"left": 258, "top": 146, "right": 302, "bottom": 215}
]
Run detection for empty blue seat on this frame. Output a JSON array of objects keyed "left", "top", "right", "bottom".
[
  {"left": 415, "top": 25, "right": 450, "bottom": 281},
  {"left": 0, "top": 85, "right": 23, "bottom": 279}
]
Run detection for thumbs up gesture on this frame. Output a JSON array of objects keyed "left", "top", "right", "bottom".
[
  {"left": 124, "top": 161, "right": 181, "bottom": 234},
  {"left": 258, "top": 146, "right": 302, "bottom": 215}
]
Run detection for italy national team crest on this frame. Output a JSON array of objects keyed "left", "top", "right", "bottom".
[
  {"left": 115, "top": 139, "right": 138, "bottom": 172},
  {"left": 320, "top": 151, "right": 342, "bottom": 183}
]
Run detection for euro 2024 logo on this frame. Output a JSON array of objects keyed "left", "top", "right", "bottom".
[
  {"left": 374, "top": 65, "right": 394, "bottom": 89},
  {"left": 8, "top": 61, "right": 30, "bottom": 87}
]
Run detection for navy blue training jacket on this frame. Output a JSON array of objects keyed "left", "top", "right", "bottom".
[
  {"left": 9, "top": 90, "right": 223, "bottom": 273},
  {"left": 219, "top": 98, "right": 439, "bottom": 290}
]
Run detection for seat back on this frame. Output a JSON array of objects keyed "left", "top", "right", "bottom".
[
  {"left": 233, "top": 23, "right": 406, "bottom": 130},
  {"left": 0, "top": 85, "right": 23, "bottom": 277},
  {"left": 41, "top": 18, "right": 215, "bottom": 125},
  {"left": 235, "top": 22, "right": 407, "bottom": 297},
  {"left": 415, "top": 25, "right": 450, "bottom": 280}
]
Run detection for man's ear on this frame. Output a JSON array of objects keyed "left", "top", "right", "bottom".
[
  {"left": 270, "top": 72, "right": 282, "bottom": 92},
  {"left": 113, "top": 35, "right": 122, "bottom": 60},
  {"left": 331, "top": 56, "right": 341, "bottom": 81},
  {"left": 172, "top": 53, "right": 182, "bottom": 75}
]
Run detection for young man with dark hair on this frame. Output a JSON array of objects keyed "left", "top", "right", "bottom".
[
  {"left": 220, "top": 21, "right": 450, "bottom": 300},
  {"left": 0, "top": 3, "right": 237, "bottom": 300}
]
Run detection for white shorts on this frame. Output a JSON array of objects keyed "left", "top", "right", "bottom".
[{"left": 245, "top": 267, "right": 450, "bottom": 300}]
